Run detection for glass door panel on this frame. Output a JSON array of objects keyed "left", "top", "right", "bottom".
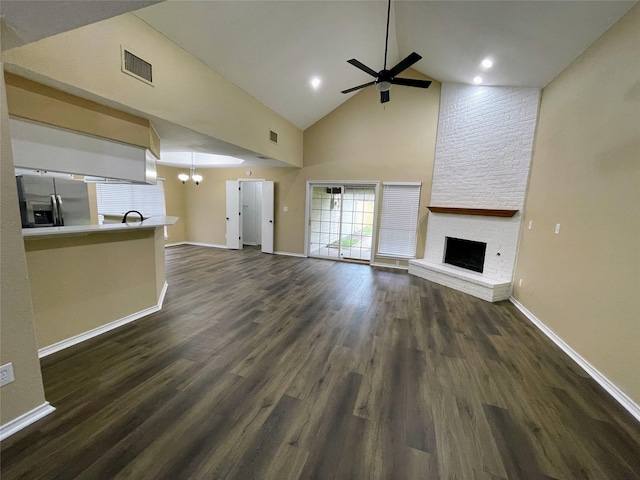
[
  {"left": 308, "top": 184, "right": 376, "bottom": 262},
  {"left": 340, "top": 187, "right": 375, "bottom": 261},
  {"left": 309, "top": 186, "right": 343, "bottom": 258}
]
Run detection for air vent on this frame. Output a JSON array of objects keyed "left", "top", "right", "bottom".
[
  {"left": 121, "top": 47, "right": 153, "bottom": 85},
  {"left": 269, "top": 130, "right": 278, "bottom": 144}
]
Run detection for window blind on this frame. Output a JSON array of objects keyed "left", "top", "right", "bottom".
[
  {"left": 377, "top": 182, "right": 421, "bottom": 258},
  {"left": 95, "top": 179, "right": 166, "bottom": 218}
]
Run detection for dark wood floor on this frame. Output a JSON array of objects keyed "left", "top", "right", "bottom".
[{"left": 2, "top": 245, "right": 639, "bottom": 479}]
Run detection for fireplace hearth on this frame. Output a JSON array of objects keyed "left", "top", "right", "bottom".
[{"left": 444, "top": 237, "right": 487, "bottom": 273}]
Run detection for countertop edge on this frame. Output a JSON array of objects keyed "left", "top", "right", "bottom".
[{"left": 23, "top": 216, "right": 179, "bottom": 238}]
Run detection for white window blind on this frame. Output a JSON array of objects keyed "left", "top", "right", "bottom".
[
  {"left": 377, "top": 182, "right": 421, "bottom": 258},
  {"left": 96, "top": 179, "right": 166, "bottom": 218}
]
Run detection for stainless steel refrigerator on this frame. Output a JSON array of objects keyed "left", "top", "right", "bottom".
[{"left": 16, "top": 174, "right": 91, "bottom": 228}]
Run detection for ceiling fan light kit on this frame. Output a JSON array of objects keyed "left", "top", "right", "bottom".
[{"left": 341, "top": 0, "right": 432, "bottom": 104}]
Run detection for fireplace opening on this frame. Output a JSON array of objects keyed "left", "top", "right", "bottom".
[{"left": 444, "top": 237, "right": 487, "bottom": 273}]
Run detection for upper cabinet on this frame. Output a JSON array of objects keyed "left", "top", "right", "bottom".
[
  {"left": 10, "top": 117, "right": 156, "bottom": 184},
  {"left": 5, "top": 72, "right": 160, "bottom": 184}
]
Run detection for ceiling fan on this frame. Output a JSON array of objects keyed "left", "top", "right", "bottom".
[{"left": 341, "top": 0, "right": 432, "bottom": 103}]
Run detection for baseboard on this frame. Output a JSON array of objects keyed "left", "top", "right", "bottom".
[
  {"left": 274, "top": 251, "right": 307, "bottom": 258},
  {"left": 184, "top": 242, "right": 228, "bottom": 249},
  {"left": 371, "top": 262, "right": 409, "bottom": 271},
  {"left": 509, "top": 296, "right": 640, "bottom": 423},
  {"left": 157, "top": 280, "right": 168, "bottom": 309},
  {"left": 0, "top": 402, "right": 56, "bottom": 441},
  {"left": 165, "top": 242, "right": 186, "bottom": 247},
  {"left": 38, "top": 282, "right": 169, "bottom": 358}
]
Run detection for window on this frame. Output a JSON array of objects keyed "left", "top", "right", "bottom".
[
  {"left": 95, "top": 179, "right": 166, "bottom": 218},
  {"left": 377, "top": 182, "right": 421, "bottom": 258}
]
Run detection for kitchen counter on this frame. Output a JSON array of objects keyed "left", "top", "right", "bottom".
[
  {"left": 22, "top": 216, "right": 177, "bottom": 356},
  {"left": 22, "top": 216, "right": 178, "bottom": 238}
]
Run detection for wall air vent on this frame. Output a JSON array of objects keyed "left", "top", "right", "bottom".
[
  {"left": 121, "top": 47, "right": 153, "bottom": 85},
  {"left": 269, "top": 130, "right": 278, "bottom": 144}
]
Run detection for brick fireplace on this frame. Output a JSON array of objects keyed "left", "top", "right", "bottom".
[{"left": 409, "top": 83, "right": 540, "bottom": 302}]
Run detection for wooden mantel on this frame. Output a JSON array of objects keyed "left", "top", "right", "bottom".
[{"left": 427, "top": 206, "right": 519, "bottom": 218}]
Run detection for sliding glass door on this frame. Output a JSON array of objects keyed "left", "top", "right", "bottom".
[{"left": 308, "top": 184, "right": 376, "bottom": 262}]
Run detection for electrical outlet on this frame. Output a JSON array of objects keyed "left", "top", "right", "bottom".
[
  {"left": 555, "top": 223, "right": 561, "bottom": 234},
  {"left": 0, "top": 362, "right": 15, "bottom": 387},
  {"left": 395, "top": 260, "right": 400, "bottom": 266}
]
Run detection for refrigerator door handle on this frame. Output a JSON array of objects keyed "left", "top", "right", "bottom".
[
  {"left": 51, "top": 194, "right": 59, "bottom": 226},
  {"left": 56, "top": 195, "right": 64, "bottom": 226}
]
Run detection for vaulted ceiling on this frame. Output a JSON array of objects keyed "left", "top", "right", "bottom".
[
  {"left": 1, "top": 0, "right": 636, "bottom": 166},
  {"left": 134, "top": 1, "right": 636, "bottom": 130}
]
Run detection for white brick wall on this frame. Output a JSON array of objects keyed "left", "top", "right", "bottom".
[
  {"left": 431, "top": 84, "right": 540, "bottom": 209},
  {"left": 424, "top": 214, "right": 520, "bottom": 282},
  {"left": 422, "top": 83, "right": 540, "bottom": 287}
]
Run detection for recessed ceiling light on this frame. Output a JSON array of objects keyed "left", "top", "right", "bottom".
[
  {"left": 473, "top": 76, "right": 483, "bottom": 84},
  {"left": 310, "top": 77, "right": 321, "bottom": 89},
  {"left": 481, "top": 58, "right": 493, "bottom": 68}
]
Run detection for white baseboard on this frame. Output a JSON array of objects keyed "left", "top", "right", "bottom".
[
  {"left": 184, "top": 242, "right": 228, "bottom": 249},
  {"left": 509, "top": 296, "right": 640, "bottom": 423},
  {"left": 274, "top": 251, "right": 307, "bottom": 258},
  {"left": 371, "top": 262, "right": 409, "bottom": 271},
  {"left": 165, "top": 242, "right": 186, "bottom": 247},
  {"left": 38, "top": 282, "right": 169, "bottom": 358},
  {"left": 0, "top": 402, "right": 56, "bottom": 441},
  {"left": 157, "top": 280, "right": 168, "bottom": 309}
]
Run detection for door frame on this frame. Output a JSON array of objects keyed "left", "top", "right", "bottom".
[
  {"left": 226, "top": 178, "right": 274, "bottom": 253},
  {"left": 304, "top": 180, "right": 380, "bottom": 262}
]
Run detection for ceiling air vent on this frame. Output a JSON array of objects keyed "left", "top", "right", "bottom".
[
  {"left": 121, "top": 47, "right": 153, "bottom": 85},
  {"left": 269, "top": 130, "right": 278, "bottom": 144}
]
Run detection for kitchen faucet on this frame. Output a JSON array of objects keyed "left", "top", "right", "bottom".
[{"left": 121, "top": 210, "right": 144, "bottom": 223}]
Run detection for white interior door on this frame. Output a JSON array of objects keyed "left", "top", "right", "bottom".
[
  {"left": 261, "top": 181, "right": 274, "bottom": 254},
  {"left": 226, "top": 180, "right": 242, "bottom": 249}
]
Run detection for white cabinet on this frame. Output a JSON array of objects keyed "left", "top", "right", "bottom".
[{"left": 9, "top": 117, "right": 156, "bottom": 184}]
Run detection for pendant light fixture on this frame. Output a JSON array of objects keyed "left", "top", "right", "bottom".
[{"left": 177, "top": 153, "right": 203, "bottom": 185}]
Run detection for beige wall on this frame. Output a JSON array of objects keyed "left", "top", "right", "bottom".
[
  {"left": 24, "top": 229, "right": 163, "bottom": 349},
  {"left": 158, "top": 165, "right": 187, "bottom": 244},
  {"left": 0, "top": 62, "right": 47, "bottom": 425},
  {"left": 513, "top": 4, "right": 640, "bottom": 403},
  {"left": 179, "top": 70, "right": 440, "bottom": 261},
  {"left": 4, "top": 73, "right": 160, "bottom": 158},
  {"left": 3, "top": 13, "right": 302, "bottom": 168}
]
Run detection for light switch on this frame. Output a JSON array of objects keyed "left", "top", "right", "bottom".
[
  {"left": 555, "top": 224, "right": 561, "bottom": 234},
  {"left": 528, "top": 220, "right": 533, "bottom": 230},
  {"left": 283, "top": 206, "right": 288, "bottom": 212}
]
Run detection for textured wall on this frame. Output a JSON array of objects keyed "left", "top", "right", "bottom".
[
  {"left": 424, "top": 83, "right": 539, "bottom": 281},
  {"left": 430, "top": 84, "right": 540, "bottom": 209},
  {"left": 513, "top": 4, "right": 640, "bottom": 404},
  {"left": 0, "top": 62, "right": 47, "bottom": 426}
]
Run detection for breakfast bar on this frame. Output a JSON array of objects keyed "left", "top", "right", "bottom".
[{"left": 23, "top": 216, "right": 178, "bottom": 356}]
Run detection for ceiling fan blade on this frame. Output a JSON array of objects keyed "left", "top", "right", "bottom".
[
  {"left": 381, "top": 90, "right": 390, "bottom": 104},
  {"left": 341, "top": 81, "right": 376, "bottom": 94},
  {"left": 347, "top": 59, "right": 379, "bottom": 78},
  {"left": 391, "top": 78, "right": 432, "bottom": 89},
  {"left": 388, "top": 52, "right": 422, "bottom": 78}
]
